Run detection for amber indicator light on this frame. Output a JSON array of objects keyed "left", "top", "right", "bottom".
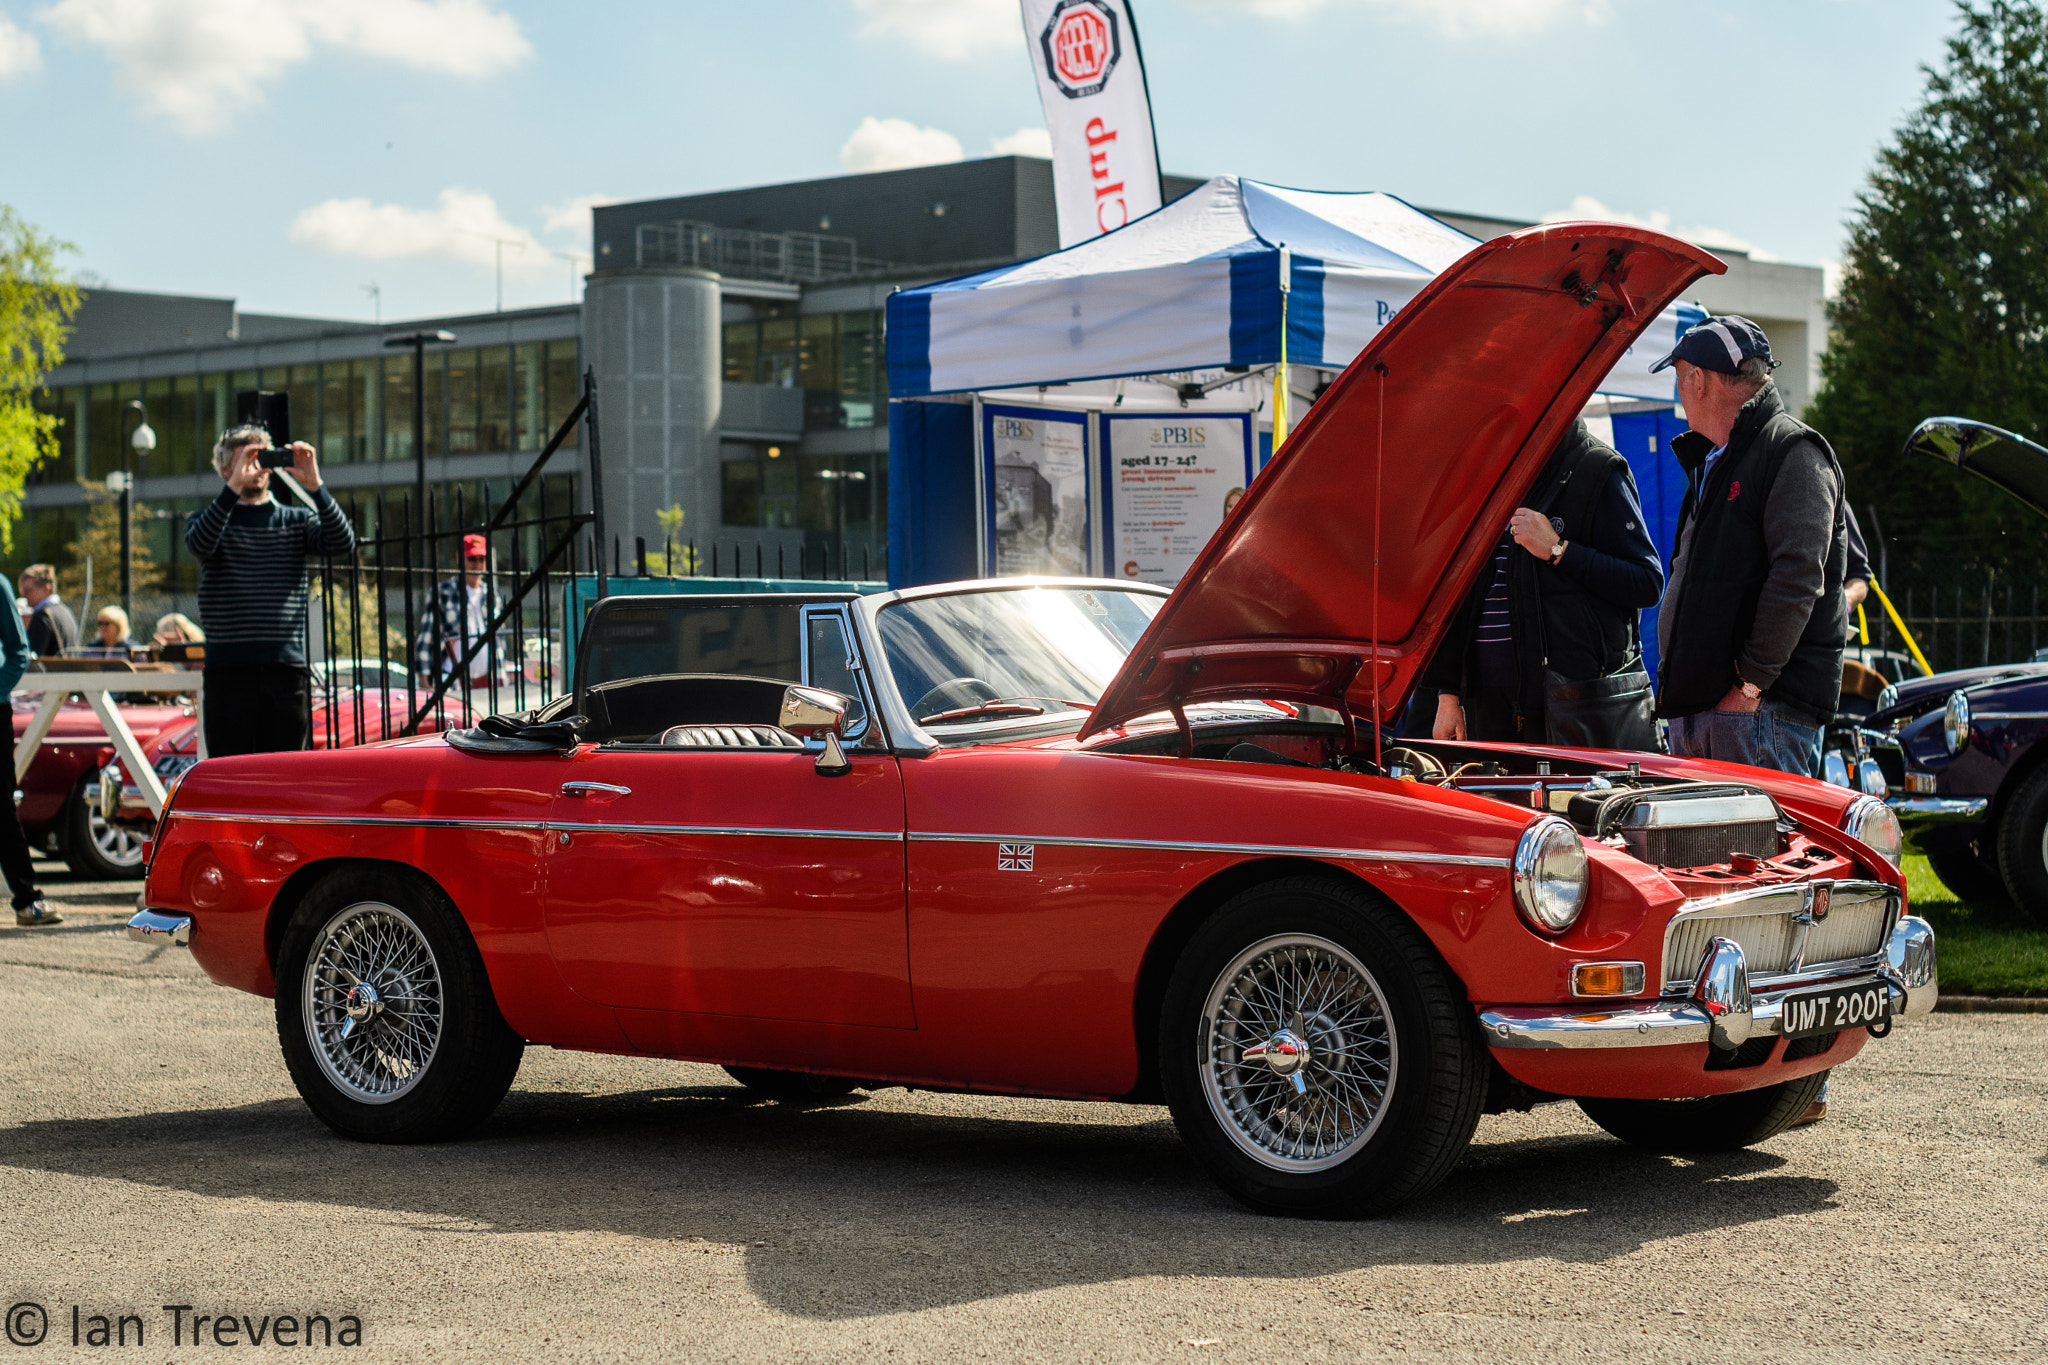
[{"left": 1570, "top": 961, "right": 1647, "bottom": 997}]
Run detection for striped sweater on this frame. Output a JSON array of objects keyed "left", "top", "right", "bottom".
[{"left": 185, "top": 487, "right": 357, "bottom": 667}]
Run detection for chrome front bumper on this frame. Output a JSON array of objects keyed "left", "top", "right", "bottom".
[
  {"left": 1889, "top": 795, "right": 1987, "bottom": 828},
  {"left": 1479, "top": 915, "right": 1937, "bottom": 1050},
  {"left": 127, "top": 909, "right": 192, "bottom": 947}
]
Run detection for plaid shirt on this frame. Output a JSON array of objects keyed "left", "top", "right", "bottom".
[{"left": 411, "top": 576, "right": 503, "bottom": 680}]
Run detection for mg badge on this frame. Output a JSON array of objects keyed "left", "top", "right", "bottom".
[
  {"left": 1040, "top": 0, "right": 1121, "bottom": 99},
  {"left": 1810, "top": 885, "right": 1832, "bottom": 921},
  {"left": 998, "top": 843, "right": 1035, "bottom": 871}
]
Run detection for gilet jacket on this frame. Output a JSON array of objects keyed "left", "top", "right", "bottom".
[{"left": 1656, "top": 385, "right": 1848, "bottom": 722}]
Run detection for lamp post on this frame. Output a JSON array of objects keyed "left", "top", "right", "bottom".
[
  {"left": 381, "top": 330, "right": 457, "bottom": 547},
  {"left": 117, "top": 400, "right": 156, "bottom": 622}
]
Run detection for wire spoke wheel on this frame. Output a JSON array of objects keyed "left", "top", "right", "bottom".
[
  {"left": 1199, "top": 933, "right": 1398, "bottom": 1173},
  {"left": 302, "top": 901, "right": 445, "bottom": 1105}
]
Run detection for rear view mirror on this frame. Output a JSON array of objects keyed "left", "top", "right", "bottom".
[{"left": 780, "top": 685, "right": 853, "bottom": 776}]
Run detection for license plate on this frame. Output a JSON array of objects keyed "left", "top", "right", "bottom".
[
  {"left": 152, "top": 755, "right": 198, "bottom": 779},
  {"left": 1779, "top": 979, "right": 1890, "bottom": 1038}
]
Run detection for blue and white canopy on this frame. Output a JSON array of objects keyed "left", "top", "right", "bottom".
[{"left": 886, "top": 175, "right": 1693, "bottom": 402}]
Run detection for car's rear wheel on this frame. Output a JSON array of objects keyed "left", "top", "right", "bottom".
[
  {"left": 275, "top": 867, "right": 523, "bottom": 1142},
  {"left": 63, "top": 782, "right": 145, "bottom": 880},
  {"left": 1159, "top": 875, "right": 1486, "bottom": 1218},
  {"left": 1996, "top": 766, "right": 2048, "bottom": 928},
  {"left": 722, "top": 1066, "right": 863, "bottom": 1100},
  {"left": 1575, "top": 1069, "right": 1830, "bottom": 1152}
]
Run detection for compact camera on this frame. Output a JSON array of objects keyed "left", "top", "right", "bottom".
[{"left": 235, "top": 390, "right": 299, "bottom": 468}]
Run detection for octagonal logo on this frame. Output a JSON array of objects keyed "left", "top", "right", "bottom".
[{"left": 1040, "top": 0, "right": 1121, "bottom": 99}]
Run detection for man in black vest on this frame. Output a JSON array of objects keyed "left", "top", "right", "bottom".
[
  {"left": 1426, "top": 420, "right": 1665, "bottom": 742},
  {"left": 1653, "top": 316, "right": 1848, "bottom": 774}
]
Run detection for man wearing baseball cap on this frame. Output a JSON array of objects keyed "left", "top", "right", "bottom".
[
  {"left": 1652, "top": 314, "right": 1850, "bottom": 777},
  {"left": 413, "top": 533, "right": 504, "bottom": 696}
]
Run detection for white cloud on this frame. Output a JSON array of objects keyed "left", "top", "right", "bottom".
[
  {"left": 840, "top": 116, "right": 964, "bottom": 173},
  {"left": 37, "top": 0, "right": 530, "bottom": 134},
  {"left": 1191, "top": 0, "right": 1610, "bottom": 40},
  {"left": 990, "top": 126, "right": 1052, "bottom": 158},
  {"left": 1542, "top": 195, "right": 1778, "bottom": 262},
  {"left": 288, "top": 187, "right": 548, "bottom": 273},
  {"left": 541, "top": 193, "right": 617, "bottom": 238},
  {"left": 0, "top": 15, "right": 42, "bottom": 77},
  {"left": 849, "top": 0, "right": 1018, "bottom": 59}
]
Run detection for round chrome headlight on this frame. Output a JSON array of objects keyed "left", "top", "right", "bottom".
[
  {"left": 1842, "top": 795, "right": 1903, "bottom": 866},
  {"left": 1512, "top": 816, "right": 1589, "bottom": 935},
  {"left": 1875, "top": 682, "right": 1898, "bottom": 713},
  {"left": 1943, "top": 691, "right": 1971, "bottom": 755}
]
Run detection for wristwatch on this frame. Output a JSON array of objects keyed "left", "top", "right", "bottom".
[
  {"left": 1734, "top": 663, "right": 1762, "bottom": 701},
  {"left": 1548, "top": 539, "right": 1568, "bottom": 565}
]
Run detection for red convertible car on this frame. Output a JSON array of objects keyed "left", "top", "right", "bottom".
[{"left": 129, "top": 223, "right": 1937, "bottom": 1217}]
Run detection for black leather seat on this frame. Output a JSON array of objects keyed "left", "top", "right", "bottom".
[{"left": 658, "top": 724, "right": 804, "bottom": 749}]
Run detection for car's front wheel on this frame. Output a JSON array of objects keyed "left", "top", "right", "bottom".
[
  {"left": 1575, "top": 1070, "right": 1830, "bottom": 1152},
  {"left": 275, "top": 867, "right": 524, "bottom": 1142},
  {"left": 1160, "top": 876, "right": 1487, "bottom": 1218},
  {"left": 1996, "top": 767, "right": 2048, "bottom": 927}
]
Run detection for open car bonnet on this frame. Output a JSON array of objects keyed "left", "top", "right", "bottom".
[
  {"left": 1904, "top": 416, "right": 2048, "bottom": 519},
  {"left": 1082, "top": 223, "right": 1722, "bottom": 739}
]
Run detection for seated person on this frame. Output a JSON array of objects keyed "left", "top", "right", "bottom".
[{"left": 79, "top": 605, "right": 141, "bottom": 659}]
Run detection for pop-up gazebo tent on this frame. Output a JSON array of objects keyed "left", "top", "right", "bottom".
[{"left": 885, "top": 176, "right": 1698, "bottom": 588}]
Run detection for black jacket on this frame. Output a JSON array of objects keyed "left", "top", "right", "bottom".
[
  {"left": 1425, "top": 422, "right": 1664, "bottom": 734},
  {"left": 1656, "top": 385, "right": 1847, "bottom": 722},
  {"left": 26, "top": 598, "right": 77, "bottom": 657}
]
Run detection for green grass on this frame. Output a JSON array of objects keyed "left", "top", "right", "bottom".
[{"left": 1901, "top": 854, "right": 2048, "bottom": 997}]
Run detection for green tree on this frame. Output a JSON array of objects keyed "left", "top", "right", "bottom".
[
  {"left": 1811, "top": 0, "right": 2048, "bottom": 583},
  {"left": 0, "top": 207, "right": 81, "bottom": 554},
  {"left": 64, "top": 481, "right": 164, "bottom": 608}
]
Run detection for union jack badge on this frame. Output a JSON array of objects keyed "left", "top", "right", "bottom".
[{"left": 998, "top": 842, "right": 1035, "bottom": 871}]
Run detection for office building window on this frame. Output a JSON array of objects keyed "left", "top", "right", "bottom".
[
  {"left": 797, "top": 309, "right": 885, "bottom": 431},
  {"left": 543, "top": 339, "right": 580, "bottom": 447},
  {"left": 720, "top": 442, "right": 796, "bottom": 530}
]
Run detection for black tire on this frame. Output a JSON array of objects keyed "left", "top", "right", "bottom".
[
  {"left": 1996, "top": 766, "right": 2048, "bottom": 928},
  {"left": 1928, "top": 839, "right": 2008, "bottom": 907},
  {"left": 1158, "top": 875, "right": 1487, "bottom": 1218},
  {"left": 722, "top": 1066, "right": 862, "bottom": 1101},
  {"left": 275, "top": 866, "right": 524, "bottom": 1142},
  {"left": 62, "top": 783, "right": 146, "bottom": 880},
  {"left": 1576, "top": 1069, "right": 1830, "bottom": 1153}
]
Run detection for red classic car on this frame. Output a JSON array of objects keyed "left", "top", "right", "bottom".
[
  {"left": 129, "top": 223, "right": 1937, "bottom": 1217},
  {"left": 13, "top": 694, "right": 192, "bottom": 878}
]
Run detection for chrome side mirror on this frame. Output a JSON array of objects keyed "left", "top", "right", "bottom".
[{"left": 780, "top": 685, "right": 853, "bottom": 776}]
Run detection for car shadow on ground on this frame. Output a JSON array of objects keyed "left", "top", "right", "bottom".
[{"left": 0, "top": 1082, "right": 1838, "bottom": 1319}]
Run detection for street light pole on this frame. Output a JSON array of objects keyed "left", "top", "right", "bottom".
[
  {"left": 120, "top": 400, "right": 156, "bottom": 623},
  {"left": 382, "top": 330, "right": 457, "bottom": 548}
]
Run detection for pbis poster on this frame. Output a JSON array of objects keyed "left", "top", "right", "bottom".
[
  {"left": 1102, "top": 413, "right": 1254, "bottom": 586},
  {"left": 981, "top": 404, "right": 1092, "bottom": 577}
]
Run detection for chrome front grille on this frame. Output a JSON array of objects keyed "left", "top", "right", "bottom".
[{"left": 1661, "top": 880, "right": 1898, "bottom": 993}]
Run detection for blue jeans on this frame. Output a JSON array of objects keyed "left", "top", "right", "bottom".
[{"left": 1667, "top": 698, "right": 1822, "bottom": 776}]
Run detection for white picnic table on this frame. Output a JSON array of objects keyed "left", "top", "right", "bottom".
[{"left": 12, "top": 668, "right": 205, "bottom": 817}]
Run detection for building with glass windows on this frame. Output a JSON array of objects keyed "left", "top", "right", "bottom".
[{"left": 16, "top": 156, "right": 1827, "bottom": 604}]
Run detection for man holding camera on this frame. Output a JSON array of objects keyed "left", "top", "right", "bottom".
[{"left": 185, "top": 426, "right": 357, "bottom": 757}]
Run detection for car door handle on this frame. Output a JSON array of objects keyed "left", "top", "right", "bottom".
[{"left": 561, "top": 781, "right": 632, "bottom": 799}]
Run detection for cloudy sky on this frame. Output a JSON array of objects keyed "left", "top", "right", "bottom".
[{"left": 0, "top": 0, "right": 1958, "bottom": 323}]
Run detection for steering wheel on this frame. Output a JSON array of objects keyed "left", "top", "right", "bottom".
[{"left": 912, "top": 676, "right": 1002, "bottom": 720}]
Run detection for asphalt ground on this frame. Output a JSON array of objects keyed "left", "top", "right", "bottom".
[{"left": 2, "top": 861, "right": 2045, "bottom": 1363}]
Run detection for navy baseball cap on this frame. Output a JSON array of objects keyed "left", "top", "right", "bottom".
[{"left": 1648, "top": 314, "right": 1776, "bottom": 375}]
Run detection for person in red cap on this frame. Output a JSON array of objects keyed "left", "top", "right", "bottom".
[{"left": 413, "top": 532, "right": 505, "bottom": 695}]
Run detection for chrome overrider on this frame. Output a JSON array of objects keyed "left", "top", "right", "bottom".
[
  {"left": 127, "top": 908, "right": 193, "bottom": 947},
  {"left": 1479, "top": 916, "right": 1938, "bottom": 1050}
]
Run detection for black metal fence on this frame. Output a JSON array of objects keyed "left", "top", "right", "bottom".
[
  {"left": 1867, "top": 575, "right": 2048, "bottom": 674},
  {"left": 300, "top": 372, "right": 879, "bottom": 748}
]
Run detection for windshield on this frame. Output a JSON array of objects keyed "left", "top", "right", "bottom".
[{"left": 878, "top": 586, "right": 1163, "bottom": 726}]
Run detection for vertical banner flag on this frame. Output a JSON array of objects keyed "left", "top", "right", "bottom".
[{"left": 1021, "top": 0, "right": 1164, "bottom": 249}]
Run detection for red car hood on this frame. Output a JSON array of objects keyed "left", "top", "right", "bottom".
[{"left": 1083, "top": 223, "right": 1721, "bottom": 738}]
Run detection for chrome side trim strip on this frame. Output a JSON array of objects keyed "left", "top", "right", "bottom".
[
  {"left": 907, "top": 831, "right": 1511, "bottom": 868},
  {"left": 170, "top": 811, "right": 901, "bottom": 841},
  {"left": 550, "top": 821, "right": 904, "bottom": 841},
  {"left": 172, "top": 811, "right": 549, "bottom": 831}
]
